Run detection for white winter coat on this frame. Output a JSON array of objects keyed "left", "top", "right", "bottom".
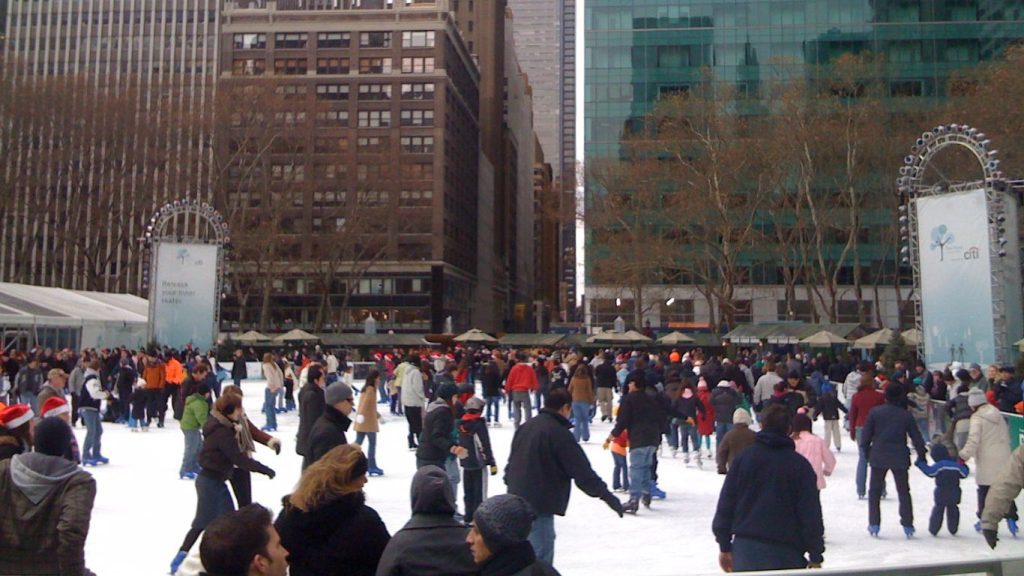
[
  {"left": 399, "top": 363, "right": 427, "bottom": 408},
  {"left": 959, "top": 403, "right": 1012, "bottom": 485}
]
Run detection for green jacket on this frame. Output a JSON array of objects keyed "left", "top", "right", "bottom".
[{"left": 181, "top": 393, "right": 209, "bottom": 431}]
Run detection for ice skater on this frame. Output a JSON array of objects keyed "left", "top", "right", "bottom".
[{"left": 915, "top": 442, "right": 969, "bottom": 536}]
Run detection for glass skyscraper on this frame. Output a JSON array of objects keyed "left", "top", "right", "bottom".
[{"left": 583, "top": 1, "right": 1024, "bottom": 329}]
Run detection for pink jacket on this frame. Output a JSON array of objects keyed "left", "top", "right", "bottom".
[{"left": 793, "top": 431, "right": 836, "bottom": 490}]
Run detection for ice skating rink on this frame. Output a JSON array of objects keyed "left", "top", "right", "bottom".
[{"left": 83, "top": 381, "right": 1024, "bottom": 575}]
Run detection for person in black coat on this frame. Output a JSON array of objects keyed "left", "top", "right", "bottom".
[
  {"left": 375, "top": 465, "right": 477, "bottom": 576},
  {"left": 504, "top": 388, "right": 622, "bottom": 564},
  {"left": 459, "top": 397, "right": 496, "bottom": 523},
  {"left": 712, "top": 405, "right": 824, "bottom": 572},
  {"left": 860, "top": 383, "right": 927, "bottom": 536},
  {"left": 296, "top": 365, "right": 326, "bottom": 459},
  {"left": 606, "top": 376, "right": 681, "bottom": 512},
  {"left": 303, "top": 382, "right": 354, "bottom": 470},
  {"left": 276, "top": 444, "right": 390, "bottom": 576},
  {"left": 481, "top": 361, "right": 504, "bottom": 425},
  {"left": 710, "top": 381, "right": 742, "bottom": 444},
  {"left": 230, "top": 349, "right": 248, "bottom": 387},
  {"left": 416, "top": 383, "right": 465, "bottom": 470}
]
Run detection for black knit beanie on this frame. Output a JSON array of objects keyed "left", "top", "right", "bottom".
[{"left": 473, "top": 494, "right": 535, "bottom": 553}]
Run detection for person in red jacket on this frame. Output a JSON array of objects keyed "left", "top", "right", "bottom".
[
  {"left": 696, "top": 379, "right": 716, "bottom": 460},
  {"left": 849, "top": 374, "right": 885, "bottom": 499},
  {"left": 505, "top": 352, "right": 538, "bottom": 430}
]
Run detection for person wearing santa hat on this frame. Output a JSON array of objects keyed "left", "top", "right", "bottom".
[
  {"left": 0, "top": 404, "right": 34, "bottom": 461},
  {"left": 40, "top": 397, "right": 81, "bottom": 464}
]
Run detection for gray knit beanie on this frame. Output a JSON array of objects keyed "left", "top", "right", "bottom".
[{"left": 473, "top": 494, "right": 535, "bottom": 552}]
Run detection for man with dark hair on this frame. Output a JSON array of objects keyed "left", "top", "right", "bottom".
[
  {"left": 712, "top": 404, "right": 824, "bottom": 572},
  {"left": 296, "top": 365, "right": 326, "bottom": 460},
  {"left": 200, "top": 503, "right": 288, "bottom": 576},
  {"left": 504, "top": 387, "right": 623, "bottom": 565}
]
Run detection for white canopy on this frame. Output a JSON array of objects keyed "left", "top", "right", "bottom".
[{"left": 0, "top": 282, "right": 149, "bottom": 349}]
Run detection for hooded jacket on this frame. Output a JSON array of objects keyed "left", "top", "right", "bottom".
[
  {"left": 712, "top": 431, "right": 824, "bottom": 564},
  {"left": 303, "top": 405, "right": 352, "bottom": 470},
  {"left": 611, "top": 386, "right": 677, "bottom": 448},
  {"left": 276, "top": 489, "right": 389, "bottom": 576},
  {"left": 710, "top": 385, "right": 742, "bottom": 424},
  {"left": 0, "top": 453, "right": 96, "bottom": 576},
  {"left": 915, "top": 443, "right": 969, "bottom": 506},
  {"left": 959, "top": 403, "right": 1012, "bottom": 485},
  {"left": 416, "top": 398, "right": 456, "bottom": 464},
  {"left": 375, "top": 467, "right": 477, "bottom": 576},
  {"left": 477, "top": 541, "right": 561, "bottom": 576}
]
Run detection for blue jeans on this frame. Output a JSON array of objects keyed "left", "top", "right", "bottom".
[
  {"left": 20, "top": 391, "right": 38, "bottom": 414},
  {"left": 528, "top": 513, "right": 555, "bottom": 565},
  {"left": 667, "top": 419, "right": 681, "bottom": 449},
  {"left": 80, "top": 408, "right": 103, "bottom": 461},
  {"left": 262, "top": 388, "right": 277, "bottom": 429},
  {"left": 191, "top": 474, "right": 235, "bottom": 532},
  {"left": 275, "top": 388, "right": 285, "bottom": 410},
  {"left": 732, "top": 537, "right": 807, "bottom": 571},
  {"left": 571, "top": 401, "right": 590, "bottom": 442},
  {"left": 715, "top": 422, "right": 734, "bottom": 446},
  {"left": 181, "top": 429, "right": 201, "bottom": 475},
  {"left": 856, "top": 426, "right": 868, "bottom": 497},
  {"left": 628, "top": 445, "right": 657, "bottom": 500},
  {"left": 485, "top": 395, "right": 502, "bottom": 423},
  {"left": 612, "top": 452, "right": 629, "bottom": 490},
  {"left": 679, "top": 423, "right": 699, "bottom": 453},
  {"left": 355, "top": 431, "right": 377, "bottom": 469},
  {"left": 534, "top": 389, "right": 544, "bottom": 411},
  {"left": 915, "top": 417, "right": 929, "bottom": 442}
]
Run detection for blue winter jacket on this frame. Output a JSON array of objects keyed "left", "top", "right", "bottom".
[{"left": 712, "top": 431, "right": 825, "bottom": 564}]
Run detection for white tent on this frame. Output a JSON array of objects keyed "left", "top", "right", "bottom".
[{"left": 0, "top": 282, "right": 149, "bottom": 350}]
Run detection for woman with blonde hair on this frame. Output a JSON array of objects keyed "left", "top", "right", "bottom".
[
  {"left": 261, "top": 352, "right": 284, "bottom": 432},
  {"left": 275, "top": 444, "right": 390, "bottom": 575}
]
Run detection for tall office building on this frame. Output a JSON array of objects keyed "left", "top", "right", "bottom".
[
  {"left": 1, "top": 0, "right": 220, "bottom": 293},
  {"left": 584, "top": 1, "right": 1024, "bottom": 330},
  {"left": 218, "top": 0, "right": 482, "bottom": 333}
]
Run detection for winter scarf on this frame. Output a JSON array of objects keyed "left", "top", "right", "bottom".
[{"left": 211, "top": 408, "right": 255, "bottom": 456}]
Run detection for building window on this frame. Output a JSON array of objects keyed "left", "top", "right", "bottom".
[
  {"left": 316, "top": 84, "right": 350, "bottom": 100},
  {"left": 314, "top": 136, "right": 349, "bottom": 153},
  {"left": 776, "top": 300, "right": 813, "bottom": 323},
  {"left": 401, "top": 57, "right": 435, "bottom": 73},
  {"left": 357, "top": 166, "right": 383, "bottom": 182},
  {"left": 357, "top": 190, "right": 390, "bottom": 204},
  {"left": 890, "top": 80, "right": 923, "bottom": 97},
  {"left": 401, "top": 82, "right": 435, "bottom": 100},
  {"left": 733, "top": 300, "right": 753, "bottom": 325},
  {"left": 271, "top": 164, "right": 305, "bottom": 182},
  {"left": 232, "top": 58, "right": 266, "bottom": 76},
  {"left": 659, "top": 300, "right": 695, "bottom": 325},
  {"left": 360, "top": 32, "right": 392, "bottom": 48},
  {"left": 401, "top": 163, "right": 433, "bottom": 179},
  {"left": 317, "top": 57, "right": 350, "bottom": 74},
  {"left": 274, "top": 111, "right": 307, "bottom": 125},
  {"left": 316, "top": 110, "right": 349, "bottom": 126},
  {"left": 359, "top": 57, "right": 392, "bottom": 74},
  {"left": 275, "top": 84, "right": 308, "bottom": 99},
  {"left": 275, "top": 32, "right": 308, "bottom": 49},
  {"left": 402, "top": 31, "right": 435, "bottom": 48},
  {"left": 274, "top": 58, "right": 308, "bottom": 75},
  {"left": 318, "top": 32, "right": 351, "bottom": 48},
  {"left": 399, "top": 189, "right": 433, "bottom": 206},
  {"left": 320, "top": 163, "right": 348, "bottom": 179},
  {"left": 313, "top": 191, "right": 346, "bottom": 208},
  {"left": 358, "top": 83, "right": 392, "bottom": 100},
  {"left": 400, "top": 135, "right": 434, "bottom": 153},
  {"left": 358, "top": 136, "right": 390, "bottom": 152},
  {"left": 233, "top": 33, "right": 266, "bottom": 50},
  {"left": 358, "top": 110, "right": 392, "bottom": 127},
  {"left": 400, "top": 109, "right": 434, "bottom": 126}
]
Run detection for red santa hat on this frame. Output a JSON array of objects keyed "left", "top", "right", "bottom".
[
  {"left": 41, "top": 397, "right": 71, "bottom": 419},
  {"left": 1, "top": 404, "right": 34, "bottom": 429}
]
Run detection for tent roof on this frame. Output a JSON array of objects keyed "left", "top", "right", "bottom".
[
  {"left": 498, "top": 334, "right": 566, "bottom": 347},
  {"left": 0, "top": 282, "right": 148, "bottom": 325},
  {"left": 319, "top": 334, "right": 437, "bottom": 347},
  {"left": 726, "top": 323, "right": 867, "bottom": 344}
]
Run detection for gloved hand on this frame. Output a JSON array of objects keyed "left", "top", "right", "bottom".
[
  {"left": 984, "top": 528, "right": 998, "bottom": 549},
  {"left": 602, "top": 493, "right": 624, "bottom": 518},
  {"left": 489, "top": 465, "right": 498, "bottom": 476},
  {"left": 265, "top": 468, "right": 276, "bottom": 480},
  {"left": 268, "top": 438, "right": 282, "bottom": 455}
]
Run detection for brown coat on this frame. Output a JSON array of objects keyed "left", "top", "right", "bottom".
[
  {"left": 0, "top": 454, "right": 96, "bottom": 576},
  {"left": 716, "top": 423, "right": 757, "bottom": 474},
  {"left": 354, "top": 383, "right": 380, "bottom": 433},
  {"left": 568, "top": 374, "right": 595, "bottom": 404}
]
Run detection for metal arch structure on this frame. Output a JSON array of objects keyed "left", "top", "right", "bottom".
[
  {"left": 141, "top": 198, "right": 231, "bottom": 349},
  {"left": 897, "top": 124, "right": 1018, "bottom": 367}
]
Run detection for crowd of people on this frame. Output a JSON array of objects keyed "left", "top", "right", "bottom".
[{"left": 4, "top": 341, "right": 1024, "bottom": 573}]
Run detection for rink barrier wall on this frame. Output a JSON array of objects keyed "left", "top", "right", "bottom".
[{"left": 698, "top": 556, "right": 1024, "bottom": 576}]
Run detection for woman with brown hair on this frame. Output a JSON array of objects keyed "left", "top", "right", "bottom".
[
  {"left": 169, "top": 393, "right": 276, "bottom": 575},
  {"left": 218, "top": 385, "right": 282, "bottom": 507},
  {"left": 354, "top": 370, "right": 384, "bottom": 476},
  {"left": 275, "top": 444, "right": 390, "bottom": 576}
]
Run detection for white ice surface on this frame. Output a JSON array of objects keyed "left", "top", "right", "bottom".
[{"left": 80, "top": 381, "right": 1024, "bottom": 575}]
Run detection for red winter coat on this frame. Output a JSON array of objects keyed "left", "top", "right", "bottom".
[
  {"left": 848, "top": 387, "right": 885, "bottom": 434},
  {"left": 697, "top": 389, "right": 715, "bottom": 436}
]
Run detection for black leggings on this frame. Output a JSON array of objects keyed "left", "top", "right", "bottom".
[
  {"left": 230, "top": 467, "right": 252, "bottom": 507},
  {"left": 405, "top": 406, "right": 423, "bottom": 447}
]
